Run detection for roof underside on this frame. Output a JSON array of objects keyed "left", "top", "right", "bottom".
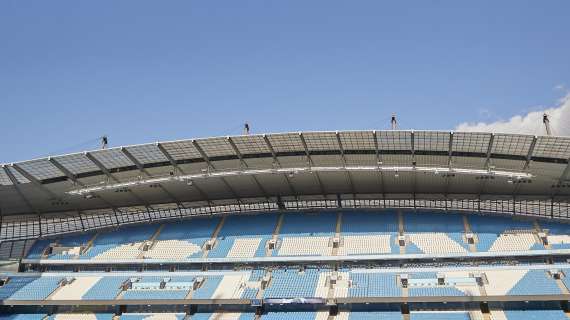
[{"left": 1, "top": 130, "right": 569, "bottom": 217}]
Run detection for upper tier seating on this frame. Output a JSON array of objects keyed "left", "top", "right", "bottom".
[
  {"left": 24, "top": 211, "right": 570, "bottom": 262},
  {"left": 275, "top": 212, "right": 337, "bottom": 257},
  {"left": 468, "top": 215, "right": 542, "bottom": 252},
  {"left": 404, "top": 212, "right": 468, "bottom": 255},
  {"left": 208, "top": 214, "right": 277, "bottom": 258},
  {"left": 338, "top": 211, "right": 399, "bottom": 255},
  {"left": 144, "top": 218, "right": 220, "bottom": 260},
  {"left": 47, "top": 233, "right": 94, "bottom": 260},
  {"left": 26, "top": 240, "right": 51, "bottom": 259},
  {"left": 539, "top": 221, "right": 570, "bottom": 249},
  {"left": 83, "top": 224, "right": 158, "bottom": 260}
]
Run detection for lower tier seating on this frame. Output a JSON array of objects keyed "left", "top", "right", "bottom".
[{"left": 1, "top": 267, "right": 566, "bottom": 302}]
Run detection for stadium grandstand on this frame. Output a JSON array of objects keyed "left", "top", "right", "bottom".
[{"left": 1, "top": 129, "right": 570, "bottom": 319}]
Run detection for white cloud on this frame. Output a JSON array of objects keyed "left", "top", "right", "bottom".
[{"left": 455, "top": 94, "right": 570, "bottom": 136}]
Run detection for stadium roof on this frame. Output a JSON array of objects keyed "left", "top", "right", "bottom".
[{"left": 1, "top": 130, "right": 569, "bottom": 218}]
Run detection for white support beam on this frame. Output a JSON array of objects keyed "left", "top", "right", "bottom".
[
  {"left": 156, "top": 143, "right": 212, "bottom": 204},
  {"left": 336, "top": 131, "right": 356, "bottom": 194},
  {"left": 524, "top": 136, "right": 538, "bottom": 170},
  {"left": 84, "top": 152, "right": 117, "bottom": 182},
  {"left": 480, "top": 134, "right": 496, "bottom": 196},
  {"left": 373, "top": 130, "right": 386, "bottom": 196},
  {"left": 411, "top": 131, "right": 417, "bottom": 197},
  {"left": 513, "top": 136, "right": 538, "bottom": 197},
  {"left": 299, "top": 132, "right": 327, "bottom": 195},
  {"left": 484, "top": 134, "right": 495, "bottom": 169},
  {"left": 3, "top": 165, "right": 38, "bottom": 214},
  {"left": 84, "top": 152, "right": 150, "bottom": 207},
  {"left": 156, "top": 142, "right": 182, "bottom": 174},
  {"left": 448, "top": 132, "right": 454, "bottom": 167},
  {"left": 263, "top": 134, "right": 297, "bottom": 196},
  {"left": 120, "top": 147, "right": 181, "bottom": 204},
  {"left": 444, "top": 132, "right": 454, "bottom": 196},
  {"left": 48, "top": 158, "right": 85, "bottom": 187},
  {"left": 560, "top": 160, "right": 570, "bottom": 185},
  {"left": 120, "top": 147, "right": 150, "bottom": 176},
  {"left": 227, "top": 137, "right": 270, "bottom": 199},
  {"left": 11, "top": 164, "right": 58, "bottom": 200},
  {"left": 550, "top": 157, "right": 570, "bottom": 200},
  {"left": 191, "top": 140, "right": 241, "bottom": 201},
  {"left": 48, "top": 157, "right": 115, "bottom": 209}
]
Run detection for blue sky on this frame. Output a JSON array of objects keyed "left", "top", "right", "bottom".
[{"left": 1, "top": 1, "right": 569, "bottom": 163}]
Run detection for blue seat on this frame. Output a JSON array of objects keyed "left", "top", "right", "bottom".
[
  {"left": 192, "top": 276, "right": 223, "bottom": 299},
  {"left": 8, "top": 277, "right": 62, "bottom": 300},
  {"left": 508, "top": 271, "right": 561, "bottom": 295},
  {"left": 348, "top": 272, "right": 402, "bottom": 297},
  {"left": 82, "top": 277, "right": 126, "bottom": 300},
  {"left": 0, "top": 277, "right": 39, "bottom": 300},
  {"left": 263, "top": 268, "right": 324, "bottom": 298},
  {"left": 503, "top": 310, "right": 568, "bottom": 320},
  {"left": 0, "top": 314, "right": 47, "bottom": 320},
  {"left": 348, "top": 311, "right": 402, "bottom": 320},
  {"left": 410, "top": 312, "right": 470, "bottom": 320}
]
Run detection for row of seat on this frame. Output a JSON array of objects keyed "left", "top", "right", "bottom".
[
  {"left": 27, "top": 211, "right": 570, "bottom": 261},
  {"left": 2, "top": 267, "right": 566, "bottom": 301},
  {"left": 2, "top": 309, "right": 569, "bottom": 320}
]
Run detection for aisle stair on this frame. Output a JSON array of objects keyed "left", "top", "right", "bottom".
[
  {"left": 202, "top": 216, "right": 227, "bottom": 258},
  {"left": 464, "top": 215, "right": 477, "bottom": 253},
  {"left": 267, "top": 214, "right": 284, "bottom": 256}
]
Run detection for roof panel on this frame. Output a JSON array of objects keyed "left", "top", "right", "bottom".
[
  {"left": 339, "top": 131, "right": 376, "bottom": 150},
  {"left": 302, "top": 132, "right": 339, "bottom": 151},
  {"left": 376, "top": 131, "right": 412, "bottom": 150},
  {"left": 415, "top": 131, "right": 450, "bottom": 152},
  {"left": 195, "top": 137, "right": 234, "bottom": 158},
  {"left": 160, "top": 140, "right": 201, "bottom": 160},
  {"left": 0, "top": 167, "right": 12, "bottom": 185},
  {"left": 125, "top": 144, "right": 168, "bottom": 164},
  {"left": 16, "top": 159, "right": 63, "bottom": 180},
  {"left": 52, "top": 153, "right": 100, "bottom": 175},
  {"left": 90, "top": 148, "right": 134, "bottom": 169},
  {"left": 267, "top": 133, "right": 304, "bottom": 153},
  {"left": 452, "top": 132, "right": 492, "bottom": 153},
  {"left": 231, "top": 135, "right": 270, "bottom": 155},
  {"left": 492, "top": 134, "right": 534, "bottom": 156},
  {"left": 533, "top": 136, "right": 570, "bottom": 159},
  {"left": 6, "top": 166, "right": 29, "bottom": 184}
]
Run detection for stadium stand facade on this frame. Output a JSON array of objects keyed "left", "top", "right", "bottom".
[{"left": 1, "top": 130, "right": 570, "bottom": 318}]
